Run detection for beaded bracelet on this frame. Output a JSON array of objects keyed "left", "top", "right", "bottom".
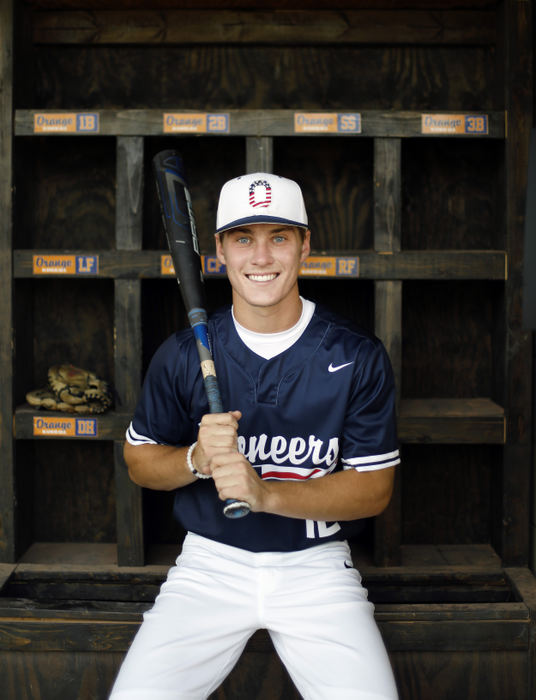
[{"left": 186, "top": 441, "right": 211, "bottom": 479}]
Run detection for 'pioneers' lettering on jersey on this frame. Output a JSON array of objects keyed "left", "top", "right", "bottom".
[{"left": 238, "top": 433, "right": 339, "bottom": 473}]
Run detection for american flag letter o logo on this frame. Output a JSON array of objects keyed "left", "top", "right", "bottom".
[{"left": 249, "top": 180, "right": 272, "bottom": 208}]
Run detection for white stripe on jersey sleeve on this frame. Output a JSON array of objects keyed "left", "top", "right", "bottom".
[
  {"left": 126, "top": 422, "right": 158, "bottom": 446},
  {"left": 341, "top": 449, "right": 400, "bottom": 472}
]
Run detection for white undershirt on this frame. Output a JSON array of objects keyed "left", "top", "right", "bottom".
[{"left": 232, "top": 297, "right": 316, "bottom": 359}]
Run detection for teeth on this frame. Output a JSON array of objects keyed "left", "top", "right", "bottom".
[{"left": 247, "top": 274, "right": 277, "bottom": 282}]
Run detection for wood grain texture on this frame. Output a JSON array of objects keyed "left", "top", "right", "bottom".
[
  {"left": 14, "top": 138, "right": 115, "bottom": 249},
  {"left": 16, "top": 441, "right": 116, "bottom": 543},
  {"left": 0, "top": 0, "right": 15, "bottom": 563},
  {"left": 22, "top": 43, "right": 498, "bottom": 112},
  {"left": 402, "top": 280, "right": 500, "bottom": 399},
  {"left": 24, "top": 0, "right": 499, "bottom": 8},
  {"left": 30, "top": 9, "right": 497, "bottom": 46},
  {"left": 401, "top": 444, "right": 500, "bottom": 545},
  {"left": 498, "top": 0, "right": 533, "bottom": 567},
  {"left": 402, "top": 138, "right": 505, "bottom": 250},
  {"left": 276, "top": 137, "right": 374, "bottom": 250}
]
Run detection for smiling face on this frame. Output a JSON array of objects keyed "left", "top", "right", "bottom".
[{"left": 215, "top": 223, "right": 311, "bottom": 332}]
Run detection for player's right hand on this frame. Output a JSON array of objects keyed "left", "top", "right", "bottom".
[{"left": 193, "top": 410, "right": 242, "bottom": 476}]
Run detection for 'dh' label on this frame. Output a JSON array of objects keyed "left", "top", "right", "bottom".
[{"left": 33, "top": 416, "right": 98, "bottom": 437}]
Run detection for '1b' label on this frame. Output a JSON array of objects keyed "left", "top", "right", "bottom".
[{"left": 34, "top": 113, "right": 100, "bottom": 133}]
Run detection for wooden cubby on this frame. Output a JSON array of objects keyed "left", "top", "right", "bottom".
[
  {"left": 9, "top": 111, "right": 509, "bottom": 569},
  {"left": 1, "top": 2, "right": 535, "bottom": 698}
]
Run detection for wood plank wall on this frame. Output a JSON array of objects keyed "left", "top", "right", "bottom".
[{"left": 4, "top": 0, "right": 532, "bottom": 567}]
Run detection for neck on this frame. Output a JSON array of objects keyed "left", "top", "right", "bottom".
[{"left": 232, "top": 291, "right": 303, "bottom": 333}]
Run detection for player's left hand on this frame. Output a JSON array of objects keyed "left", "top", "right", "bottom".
[{"left": 210, "top": 452, "right": 268, "bottom": 512}]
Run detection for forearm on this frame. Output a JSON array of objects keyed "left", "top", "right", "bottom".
[
  {"left": 261, "top": 469, "right": 394, "bottom": 522},
  {"left": 211, "top": 451, "right": 396, "bottom": 522},
  {"left": 123, "top": 441, "right": 196, "bottom": 491}
]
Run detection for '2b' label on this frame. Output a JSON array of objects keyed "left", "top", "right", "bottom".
[{"left": 163, "top": 113, "right": 229, "bottom": 133}]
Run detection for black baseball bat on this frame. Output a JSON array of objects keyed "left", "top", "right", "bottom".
[{"left": 152, "top": 149, "right": 250, "bottom": 519}]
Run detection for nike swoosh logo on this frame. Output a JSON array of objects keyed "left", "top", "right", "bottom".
[{"left": 328, "top": 362, "right": 354, "bottom": 373}]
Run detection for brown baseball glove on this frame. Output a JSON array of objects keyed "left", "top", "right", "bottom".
[{"left": 26, "top": 364, "right": 113, "bottom": 414}]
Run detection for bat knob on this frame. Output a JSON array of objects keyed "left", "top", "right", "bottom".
[{"left": 223, "top": 499, "right": 251, "bottom": 519}]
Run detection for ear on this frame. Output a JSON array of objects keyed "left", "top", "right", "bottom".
[
  {"left": 215, "top": 233, "right": 226, "bottom": 264},
  {"left": 300, "top": 229, "right": 311, "bottom": 262}
]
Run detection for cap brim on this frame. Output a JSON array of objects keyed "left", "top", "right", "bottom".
[{"left": 215, "top": 215, "right": 308, "bottom": 235}]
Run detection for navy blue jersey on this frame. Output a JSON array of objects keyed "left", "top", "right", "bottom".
[{"left": 127, "top": 305, "right": 400, "bottom": 552}]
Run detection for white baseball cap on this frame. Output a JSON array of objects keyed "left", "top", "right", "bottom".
[{"left": 215, "top": 172, "right": 308, "bottom": 234}]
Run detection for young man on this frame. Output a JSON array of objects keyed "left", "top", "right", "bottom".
[{"left": 110, "top": 173, "right": 400, "bottom": 699}]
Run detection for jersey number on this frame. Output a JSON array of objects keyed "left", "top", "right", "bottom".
[{"left": 305, "top": 520, "right": 341, "bottom": 539}]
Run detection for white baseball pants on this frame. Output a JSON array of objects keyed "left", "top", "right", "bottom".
[{"left": 109, "top": 532, "right": 398, "bottom": 700}]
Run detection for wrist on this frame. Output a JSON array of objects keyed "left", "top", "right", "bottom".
[
  {"left": 186, "top": 442, "right": 211, "bottom": 479},
  {"left": 259, "top": 479, "right": 279, "bottom": 514}
]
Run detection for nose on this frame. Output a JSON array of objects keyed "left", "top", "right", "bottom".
[{"left": 251, "top": 238, "right": 273, "bottom": 266}]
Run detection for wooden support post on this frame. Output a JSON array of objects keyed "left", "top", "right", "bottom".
[
  {"left": 246, "top": 136, "right": 273, "bottom": 173},
  {"left": 373, "top": 138, "right": 402, "bottom": 566},
  {"left": 0, "top": 0, "right": 15, "bottom": 563},
  {"left": 114, "top": 136, "right": 144, "bottom": 566},
  {"left": 499, "top": 0, "right": 533, "bottom": 566}
]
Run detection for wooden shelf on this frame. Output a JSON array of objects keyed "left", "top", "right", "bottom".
[
  {"left": 15, "top": 109, "right": 506, "bottom": 138},
  {"left": 399, "top": 398, "right": 506, "bottom": 444},
  {"left": 13, "top": 249, "right": 508, "bottom": 281},
  {"left": 15, "top": 398, "right": 505, "bottom": 444},
  {"left": 14, "top": 405, "right": 131, "bottom": 440}
]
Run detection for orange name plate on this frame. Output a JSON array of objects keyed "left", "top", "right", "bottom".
[
  {"left": 162, "top": 255, "right": 226, "bottom": 276},
  {"left": 421, "top": 114, "right": 488, "bottom": 135},
  {"left": 294, "top": 113, "right": 361, "bottom": 133},
  {"left": 161, "top": 254, "right": 175, "bottom": 275},
  {"left": 300, "top": 256, "right": 360, "bottom": 277},
  {"left": 33, "top": 416, "right": 98, "bottom": 437},
  {"left": 34, "top": 113, "right": 100, "bottom": 133},
  {"left": 33, "top": 254, "right": 99, "bottom": 275},
  {"left": 163, "top": 113, "right": 229, "bottom": 133}
]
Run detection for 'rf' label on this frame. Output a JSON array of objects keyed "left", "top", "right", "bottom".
[
  {"left": 33, "top": 255, "right": 99, "bottom": 275},
  {"left": 34, "top": 113, "right": 100, "bottom": 133},
  {"left": 294, "top": 113, "right": 361, "bottom": 134},
  {"left": 163, "top": 113, "right": 229, "bottom": 133},
  {"left": 300, "top": 257, "right": 360, "bottom": 277},
  {"left": 33, "top": 416, "right": 98, "bottom": 437},
  {"left": 421, "top": 114, "right": 489, "bottom": 135}
]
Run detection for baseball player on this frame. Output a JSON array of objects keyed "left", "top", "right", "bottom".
[{"left": 110, "top": 173, "right": 400, "bottom": 699}]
